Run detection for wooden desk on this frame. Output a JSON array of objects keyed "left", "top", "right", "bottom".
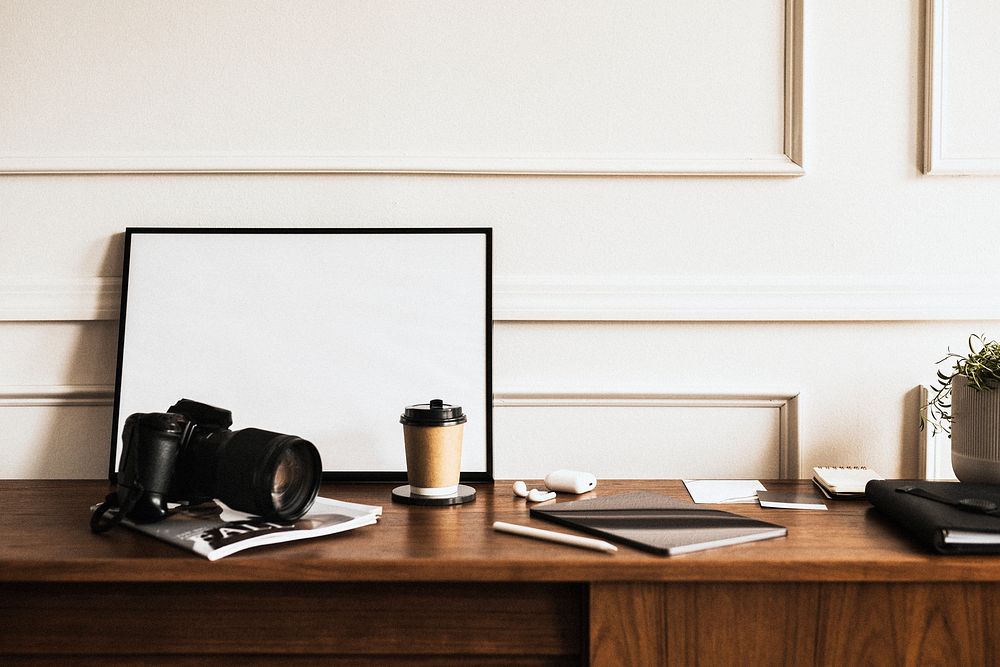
[{"left": 2, "top": 480, "right": 999, "bottom": 666}]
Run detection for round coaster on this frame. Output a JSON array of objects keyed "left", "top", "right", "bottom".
[{"left": 391, "top": 484, "right": 477, "bottom": 506}]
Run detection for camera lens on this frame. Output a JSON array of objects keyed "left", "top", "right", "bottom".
[
  {"left": 214, "top": 428, "right": 322, "bottom": 521},
  {"left": 270, "top": 441, "right": 320, "bottom": 516}
]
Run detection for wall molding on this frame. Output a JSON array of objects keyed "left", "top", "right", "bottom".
[
  {"left": 0, "top": 385, "right": 114, "bottom": 407},
  {"left": 493, "top": 274, "right": 1000, "bottom": 321},
  {"left": 918, "top": 385, "right": 958, "bottom": 481},
  {"left": 5, "top": 273, "right": 1000, "bottom": 322},
  {"left": 0, "top": 154, "right": 804, "bottom": 177},
  {"left": 923, "top": 0, "right": 1000, "bottom": 175},
  {"left": 784, "top": 0, "right": 804, "bottom": 169},
  {"left": 0, "top": 385, "right": 799, "bottom": 477},
  {"left": 0, "top": 1, "right": 803, "bottom": 177},
  {"left": 0, "top": 277, "right": 120, "bottom": 321},
  {"left": 494, "top": 390, "right": 800, "bottom": 479}
]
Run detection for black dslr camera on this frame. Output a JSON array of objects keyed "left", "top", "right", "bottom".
[{"left": 91, "top": 399, "right": 321, "bottom": 532}]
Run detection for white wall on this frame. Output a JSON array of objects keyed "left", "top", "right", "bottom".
[{"left": 2, "top": 1, "right": 999, "bottom": 479}]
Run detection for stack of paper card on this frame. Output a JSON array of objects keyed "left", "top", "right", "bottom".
[
  {"left": 756, "top": 490, "right": 827, "bottom": 510},
  {"left": 682, "top": 479, "right": 766, "bottom": 504}
]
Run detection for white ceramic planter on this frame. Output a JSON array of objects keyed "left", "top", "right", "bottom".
[{"left": 951, "top": 374, "right": 1000, "bottom": 483}]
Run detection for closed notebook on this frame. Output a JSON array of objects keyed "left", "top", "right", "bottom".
[
  {"left": 530, "top": 491, "right": 786, "bottom": 556},
  {"left": 866, "top": 480, "right": 1000, "bottom": 554}
]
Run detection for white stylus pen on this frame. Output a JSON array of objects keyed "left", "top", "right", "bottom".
[{"left": 492, "top": 521, "right": 618, "bottom": 553}]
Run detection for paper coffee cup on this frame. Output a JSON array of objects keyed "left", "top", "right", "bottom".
[{"left": 401, "top": 399, "right": 466, "bottom": 496}]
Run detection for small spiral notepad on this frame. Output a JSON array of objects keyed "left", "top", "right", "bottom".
[{"left": 812, "top": 466, "right": 884, "bottom": 497}]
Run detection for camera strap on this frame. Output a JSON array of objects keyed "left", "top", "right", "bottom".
[{"left": 89, "top": 483, "right": 143, "bottom": 534}]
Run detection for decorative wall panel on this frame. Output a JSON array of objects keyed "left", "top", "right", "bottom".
[
  {"left": 0, "top": 1, "right": 802, "bottom": 176},
  {"left": 924, "top": 0, "right": 1000, "bottom": 174}
]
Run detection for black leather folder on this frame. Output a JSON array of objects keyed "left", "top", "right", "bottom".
[
  {"left": 529, "top": 491, "right": 786, "bottom": 556},
  {"left": 866, "top": 479, "right": 1000, "bottom": 554}
]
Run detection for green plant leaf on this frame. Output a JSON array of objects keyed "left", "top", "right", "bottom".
[{"left": 925, "top": 334, "right": 1000, "bottom": 435}]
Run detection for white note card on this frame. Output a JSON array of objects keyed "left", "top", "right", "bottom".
[{"left": 683, "top": 479, "right": 767, "bottom": 504}]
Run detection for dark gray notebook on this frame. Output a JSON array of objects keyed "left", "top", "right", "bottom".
[{"left": 530, "top": 492, "right": 787, "bottom": 556}]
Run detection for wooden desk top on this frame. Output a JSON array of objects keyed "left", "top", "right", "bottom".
[{"left": 3, "top": 479, "right": 1000, "bottom": 584}]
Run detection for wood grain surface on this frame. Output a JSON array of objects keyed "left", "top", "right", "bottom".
[
  {"left": 0, "top": 582, "right": 583, "bottom": 658},
  {"left": 3, "top": 479, "right": 1000, "bottom": 583},
  {"left": 4, "top": 479, "right": 1000, "bottom": 665}
]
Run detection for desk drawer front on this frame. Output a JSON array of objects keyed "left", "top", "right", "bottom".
[
  {"left": 591, "top": 581, "right": 1000, "bottom": 667},
  {"left": 1, "top": 582, "right": 583, "bottom": 665}
]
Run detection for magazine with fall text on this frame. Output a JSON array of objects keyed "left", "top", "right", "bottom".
[{"left": 120, "top": 496, "right": 382, "bottom": 561}]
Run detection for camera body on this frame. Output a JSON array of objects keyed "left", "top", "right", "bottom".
[{"left": 117, "top": 399, "right": 321, "bottom": 523}]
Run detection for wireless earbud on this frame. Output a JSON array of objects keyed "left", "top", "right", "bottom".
[
  {"left": 513, "top": 481, "right": 556, "bottom": 502},
  {"left": 527, "top": 488, "right": 556, "bottom": 502}
]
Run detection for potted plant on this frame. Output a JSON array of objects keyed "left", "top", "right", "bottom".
[{"left": 925, "top": 334, "right": 1000, "bottom": 483}]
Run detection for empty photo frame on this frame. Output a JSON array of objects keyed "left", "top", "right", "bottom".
[{"left": 110, "top": 228, "right": 492, "bottom": 482}]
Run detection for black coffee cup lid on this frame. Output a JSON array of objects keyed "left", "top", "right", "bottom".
[{"left": 400, "top": 399, "right": 467, "bottom": 426}]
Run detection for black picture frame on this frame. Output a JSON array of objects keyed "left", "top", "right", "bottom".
[{"left": 110, "top": 227, "right": 493, "bottom": 483}]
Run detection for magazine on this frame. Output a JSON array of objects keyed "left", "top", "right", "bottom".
[{"left": 119, "top": 496, "right": 382, "bottom": 561}]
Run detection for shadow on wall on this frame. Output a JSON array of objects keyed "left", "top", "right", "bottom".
[
  {"left": 31, "top": 234, "right": 123, "bottom": 479},
  {"left": 100, "top": 232, "right": 126, "bottom": 276},
  {"left": 29, "top": 387, "right": 115, "bottom": 480}
]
